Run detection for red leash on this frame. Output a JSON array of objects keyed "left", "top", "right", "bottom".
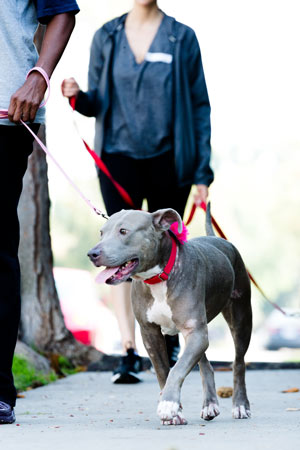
[
  {"left": 69, "top": 96, "right": 134, "bottom": 208},
  {"left": 185, "top": 201, "right": 228, "bottom": 239},
  {"left": 69, "top": 96, "right": 298, "bottom": 317},
  {"left": 189, "top": 202, "right": 297, "bottom": 317}
]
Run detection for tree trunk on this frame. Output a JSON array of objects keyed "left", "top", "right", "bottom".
[
  {"left": 18, "top": 127, "right": 103, "bottom": 365},
  {"left": 17, "top": 26, "right": 103, "bottom": 366}
]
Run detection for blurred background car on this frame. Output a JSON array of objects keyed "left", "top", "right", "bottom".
[
  {"left": 53, "top": 267, "right": 149, "bottom": 356},
  {"left": 262, "top": 309, "right": 300, "bottom": 350},
  {"left": 53, "top": 267, "right": 121, "bottom": 353}
]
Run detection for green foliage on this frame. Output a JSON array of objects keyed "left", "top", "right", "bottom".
[
  {"left": 285, "top": 353, "right": 300, "bottom": 363},
  {"left": 57, "top": 355, "right": 80, "bottom": 375},
  {"left": 12, "top": 355, "right": 57, "bottom": 392}
]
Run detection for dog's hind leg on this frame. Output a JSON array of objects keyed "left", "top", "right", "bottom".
[
  {"left": 222, "top": 268, "right": 252, "bottom": 419},
  {"left": 199, "top": 353, "right": 220, "bottom": 421}
]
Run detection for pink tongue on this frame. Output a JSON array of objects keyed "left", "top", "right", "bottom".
[{"left": 95, "top": 266, "right": 119, "bottom": 284}]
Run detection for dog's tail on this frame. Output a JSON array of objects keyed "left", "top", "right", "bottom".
[{"left": 205, "top": 202, "right": 215, "bottom": 236}]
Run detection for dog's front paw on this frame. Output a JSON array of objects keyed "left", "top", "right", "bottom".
[
  {"left": 232, "top": 405, "right": 251, "bottom": 419},
  {"left": 157, "top": 400, "right": 179, "bottom": 420},
  {"left": 157, "top": 401, "right": 187, "bottom": 426},
  {"left": 161, "top": 410, "right": 188, "bottom": 426},
  {"left": 201, "top": 402, "right": 220, "bottom": 421}
]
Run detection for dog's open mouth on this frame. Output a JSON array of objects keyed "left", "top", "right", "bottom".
[{"left": 95, "top": 258, "right": 139, "bottom": 284}]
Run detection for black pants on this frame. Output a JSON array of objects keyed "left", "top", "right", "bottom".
[
  {"left": 0, "top": 124, "right": 38, "bottom": 407},
  {"left": 99, "top": 150, "right": 191, "bottom": 217},
  {"left": 99, "top": 150, "right": 190, "bottom": 360}
]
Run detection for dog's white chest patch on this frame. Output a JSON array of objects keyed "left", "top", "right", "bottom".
[{"left": 146, "top": 282, "right": 178, "bottom": 335}]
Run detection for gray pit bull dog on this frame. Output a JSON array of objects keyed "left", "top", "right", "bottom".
[{"left": 88, "top": 204, "right": 252, "bottom": 425}]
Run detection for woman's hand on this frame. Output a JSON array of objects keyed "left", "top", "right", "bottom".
[
  {"left": 194, "top": 184, "right": 208, "bottom": 206},
  {"left": 61, "top": 77, "right": 80, "bottom": 98}
]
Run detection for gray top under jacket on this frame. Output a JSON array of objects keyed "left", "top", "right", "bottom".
[
  {"left": 104, "top": 14, "right": 173, "bottom": 159},
  {"left": 75, "top": 13, "right": 214, "bottom": 187}
]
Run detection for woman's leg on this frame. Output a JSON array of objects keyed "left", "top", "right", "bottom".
[
  {"left": 144, "top": 151, "right": 192, "bottom": 366},
  {"left": 98, "top": 152, "right": 143, "bottom": 382},
  {"left": 110, "top": 282, "right": 136, "bottom": 352},
  {"left": 99, "top": 152, "right": 142, "bottom": 350},
  {"left": 98, "top": 151, "right": 143, "bottom": 216},
  {"left": 145, "top": 151, "right": 191, "bottom": 217}
]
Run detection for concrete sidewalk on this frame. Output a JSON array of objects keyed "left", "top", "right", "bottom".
[{"left": 0, "top": 370, "right": 299, "bottom": 450}]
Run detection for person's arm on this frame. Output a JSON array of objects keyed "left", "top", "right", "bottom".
[
  {"left": 8, "top": 12, "right": 76, "bottom": 123},
  {"left": 71, "top": 28, "right": 105, "bottom": 117},
  {"left": 186, "top": 30, "right": 214, "bottom": 204}
]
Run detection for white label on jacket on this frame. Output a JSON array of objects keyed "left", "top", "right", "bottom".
[{"left": 145, "top": 52, "right": 173, "bottom": 64}]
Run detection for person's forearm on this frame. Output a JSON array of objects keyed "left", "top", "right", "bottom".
[
  {"left": 75, "top": 90, "right": 99, "bottom": 117},
  {"left": 35, "top": 13, "right": 75, "bottom": 78}
]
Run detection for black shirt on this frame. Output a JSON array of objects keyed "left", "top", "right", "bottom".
[{"left": 34, "top": 0, "right": 80, "bottom": 24}]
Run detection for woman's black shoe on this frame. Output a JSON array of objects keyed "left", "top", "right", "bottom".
[
  {"left": 111, "top": 348, "right": 142, "bottom": 384},
  {"left": 165, "top": 334, "right": 180, "bottom": 367}
]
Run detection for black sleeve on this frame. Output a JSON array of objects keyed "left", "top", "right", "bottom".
[
  {"left": 186, "top": 29, "right": 214, "bottom": 186},
  {"left": 34, "top": 0, "right": 80, "bottom": 24}
]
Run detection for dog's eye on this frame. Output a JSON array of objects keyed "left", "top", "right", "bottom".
[{"left": 119, "top": 228, "right": 128, "bottom": 235}]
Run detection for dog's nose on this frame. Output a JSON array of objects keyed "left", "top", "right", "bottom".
[{"left": 87, "top": 249, "right": 100, "bottom": 260}]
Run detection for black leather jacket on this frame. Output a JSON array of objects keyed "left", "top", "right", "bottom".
[{"left": 76, "top": 13, "right": 214, "bottom": 187}]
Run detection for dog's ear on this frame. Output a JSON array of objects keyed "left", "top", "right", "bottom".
[{"left": 152, "top": 209, "right": 183, "bottom": 233}]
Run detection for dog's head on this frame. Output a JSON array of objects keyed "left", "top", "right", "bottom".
[{"left": 88, "top": 208, "right": 182, "bottom": 285}]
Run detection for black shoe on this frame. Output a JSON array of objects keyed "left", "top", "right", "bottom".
[
  {"left": 0, "top": 401, "right": 16, "bottom": 424},
  {"left": 111, "top": 348, "right": 142, "bottom": 384},
  {"left": 165, "top": 334, "right": 180, "bottom": 367}
]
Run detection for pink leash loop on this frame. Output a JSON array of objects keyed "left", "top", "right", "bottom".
[{"left": 26, "top": 67, "right": 50, "bottom": 107}]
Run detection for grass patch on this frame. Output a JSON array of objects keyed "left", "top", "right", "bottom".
[
  {"left": 57, "top": 355, "right": 78, "bottom": 375},
  {"left": 12, "top": 355, "right": 57, "bottom": 392},
  {"left": 49, "top": 354, "right": 86, "bottom": 376}
]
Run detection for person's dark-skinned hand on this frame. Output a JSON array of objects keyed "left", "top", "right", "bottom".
[
  {"left": 8, "top": 72, "right": 47, "bottom": 123},
  {"left": 7, "top": 12, "right": 76, "bottom": 124}
]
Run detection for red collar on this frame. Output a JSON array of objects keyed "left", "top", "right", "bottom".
[{"left": 144, "top": 235, "right": 177, "bottom": 285}]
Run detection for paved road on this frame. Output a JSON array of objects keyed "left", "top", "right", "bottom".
[{"left": 0, "top": 370, "right": 299, "bottom": 450}]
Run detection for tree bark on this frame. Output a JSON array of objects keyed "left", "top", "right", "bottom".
[{"left": 17, "top": 123, "right": 103, "bottom": 367}]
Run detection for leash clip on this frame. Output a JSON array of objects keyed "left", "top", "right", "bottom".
[{"left": 94, "top": 208, "right": 109, "bottom": 220}]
